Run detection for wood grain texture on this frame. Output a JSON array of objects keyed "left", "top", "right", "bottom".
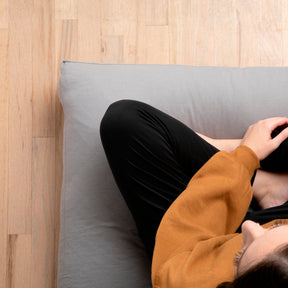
[
  {"left": 138, "top": 0, "right": 168, "bottom": 25},
  {"left": 7, "top": 235, "right": 31, "bottom": 288},
  {"left": 102, "top": 0, "right": 137, "bottom": 63},
  {"left": 55, "top": 0, "right": 77, "bottom": 20},
  {"left": 32, "top": 0, "right": 56, "bottom": 137},
  {"left": 260, "top": 0, "right": 283, "bottom": 65},
  {"left": 0, "top": 28, "right": 8, "bottom": 288},
  {"left": 0, "top": 0, "right": 8, "bottom": 28},
  {"left": 236, "top": 0, "right": 262, "bottom": 66},
  {"left": 32, "top": 138, "right": 55, "bottom": 288},
  {"left": 78, "top": 0, "right": 101, "bottom": 62},
  {"left": 2, "top": 0, "right": 288, "bottom": 287},
  {"left": 168, "top": 0, "right": 217, "bottom": 65},
  {"left": 137, "top": 25, "right": 170, "bottom": 64},
  {"left": 8, "top": 0, "right": 33, "bottom": 235},
  {"left": 214, "top": 0, "right": 239, "bottom": 66}
]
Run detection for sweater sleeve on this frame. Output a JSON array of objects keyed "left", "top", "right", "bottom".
[{"left": 152, "top": 145, "right": 260, "bottom": 287}]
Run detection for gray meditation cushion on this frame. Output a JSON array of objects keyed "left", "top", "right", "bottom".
[{"left": 57, "top": 61, "right": 288, "bottom": 288}]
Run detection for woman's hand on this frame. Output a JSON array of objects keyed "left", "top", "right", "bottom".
[{"left": 240, "top": 117, "right": 288, "bottom": 160}]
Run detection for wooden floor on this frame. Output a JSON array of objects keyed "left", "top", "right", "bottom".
[{"left": 1, "top": 0, "right": 288, "bottom": 287}]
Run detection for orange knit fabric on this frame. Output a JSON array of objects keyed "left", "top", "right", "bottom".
[{"left": 151, "top": 145, "right": 286, "bottom": 288}]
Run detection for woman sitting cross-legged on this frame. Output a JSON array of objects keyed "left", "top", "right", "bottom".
[{"left": 100, "top": 100, "right": 288, "bottom": 288}]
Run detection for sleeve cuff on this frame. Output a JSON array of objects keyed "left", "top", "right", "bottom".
[{"left": 230, "top": 145, "right": 260, "bottom": 178}]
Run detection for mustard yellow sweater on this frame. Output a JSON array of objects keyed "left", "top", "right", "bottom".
[{"left": 152, "top": 145, "right": 286, "bottom": 288}]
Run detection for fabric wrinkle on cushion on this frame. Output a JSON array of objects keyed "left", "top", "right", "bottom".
[{"left": 57, "top": 61, "right": 288, "bottom": 288}]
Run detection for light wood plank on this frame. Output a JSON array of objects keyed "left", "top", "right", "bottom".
[
  {"left": 168, "top": 0, "right": 195, "bottom": 65},
  {"left": 0, "top": 0, "right": 8, "bottom": 28},
  {"left": 238, "top": 31, "right": 261, "bottom": 67},
  {"left": 138, "top": 0, "right": 168, "bottom": 25},
  {"left": 32, "top": 0, "right": 55, "bottom": 137},
  {"left": 78, "top": 0, "right": 101, "bottom": 62},
  {"left": 214, "top": 0, "right": 238, "bottom": 66},
  {"left": 55, "top": 19, "right": 78, "bottom": 63},
  {"left": 136, "top": 0, "right": 170, "bottom": 64},
  {"left": 101, "top": 35, "right": 124, "bottom": 63},
  {"left": 55, "top": 0, "right": 78, "bottom": 20},
  {"left": 101, "top": 0, "right": 137, "bottom": 63},
  {"left": 281, "top": 0, "right": 288, "bottom": 65},
  {"left": 7, "top": 235, "right": 31, "bottom": 288},
  {"left": 32, "top": 138, "right": 55, "bottom": 288},
  {"left": 283, "top": 29, "right": 288, "bottom": 65},
  {"left": 8, "top": 0, "right": 33, "bottom": 235},
  {"left": 259, "top": 29, "right": 283, "bottom": 65},
  {"left": 168, "top": 0, "right": 216, "bottom": 65},
  {"left": 0, "top": 28, "right": 8, "bottom": 288},
  {"left": 236, "top": 0, "right": 262, "bottom": 66},
  {"left": 137, "top": 25, "right": 170, "bottom": 64},
  {"left": 192, "top": 1, "right": 216, "bottom": 66},
  {"left": 236, "top": 0, "right": 262, "bottom": 31},
  {"left": 259, "top": 0, "right": 283, "bottom": 66},
  {"left": 102, "top": 0, "right": 137, "bottom": 21},
  {"left": 261, "top": 0, "right": 283, "bottom": 31},
  {"left": 282, "top": 0, "right": 288, "bottom": 29}
]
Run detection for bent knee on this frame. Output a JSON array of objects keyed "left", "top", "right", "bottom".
[{"left": 100, "top": 99, "right": 147, "bottom": 143}]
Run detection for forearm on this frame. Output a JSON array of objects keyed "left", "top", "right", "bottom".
[{"left": 196, "top": 132, "right": 241, "bottom": 153}]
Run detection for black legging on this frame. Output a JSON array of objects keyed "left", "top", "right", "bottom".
[{"left": 100, "top": 99, "right": 288, "bottom": 258}]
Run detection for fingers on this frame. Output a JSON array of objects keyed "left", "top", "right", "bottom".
[
  {"left": 266, "top": 117, "right": 288, "bottom": 131},
  {"left": 241, "top": 117, "right": 288, "bottom": 160},
  {"left": 272, "top": 126, "right": 288, "bottom": 148}
]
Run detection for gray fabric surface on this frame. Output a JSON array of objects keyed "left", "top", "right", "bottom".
[{"left": 57, "top": 61, "right": 288, "bottom": 288}]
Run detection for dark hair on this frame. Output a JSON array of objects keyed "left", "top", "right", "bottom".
[{"left": 217, "top": 244, "right": 288, "bottom": 288}]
